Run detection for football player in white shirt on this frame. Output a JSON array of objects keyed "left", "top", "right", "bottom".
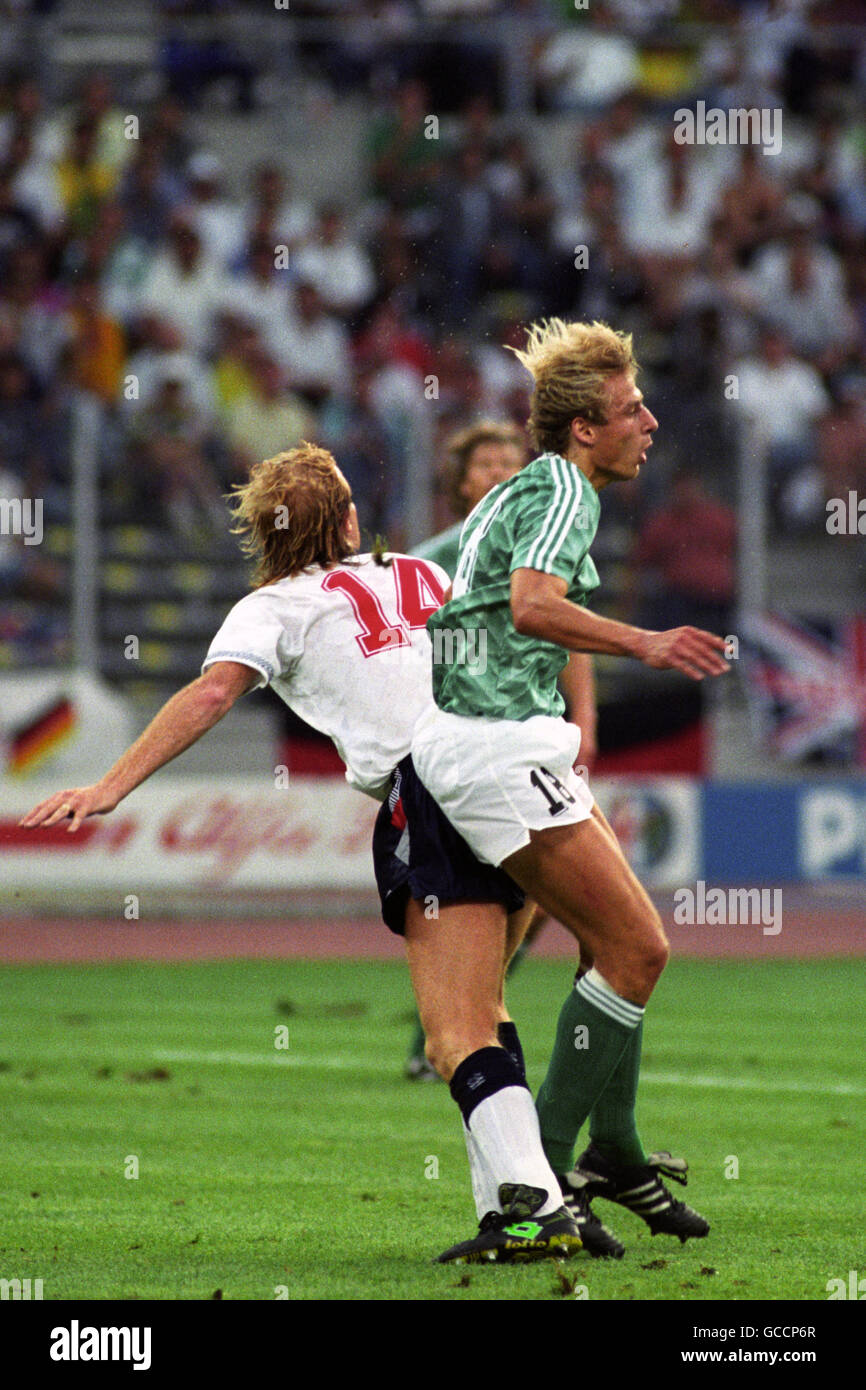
[{"left": 19, "top": 442, "right": 588, "bottom": 1266}]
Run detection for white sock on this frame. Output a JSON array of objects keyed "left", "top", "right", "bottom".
[
  {"left": 468, "top": 1086, "right": 562, "bottom": 1217},
  {"left": 462, "top": 1121, "right": 499, "bottom": 1221}
]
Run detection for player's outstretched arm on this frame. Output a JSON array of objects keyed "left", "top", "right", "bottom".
[
  {"left": 18, "top": 662, "right": 258, "bottom": 832},
  {"left": 511, "top": 568, "right": 729, "bottom": 681}
]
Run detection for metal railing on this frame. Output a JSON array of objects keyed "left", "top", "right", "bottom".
[{"left": 69, "top": 392, "right": 103, "bottom": 676}]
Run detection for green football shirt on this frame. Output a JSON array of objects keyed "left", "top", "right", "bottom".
[
  {"left": 411, "top": 520, "right": 463, "bottom": 579},
  {"left": 427, "top": 453, "right": 600, "bottom": 721}
]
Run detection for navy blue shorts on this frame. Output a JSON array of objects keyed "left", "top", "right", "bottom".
[{"left": 372, "top": 754, "right": 526, "bottom": 936}]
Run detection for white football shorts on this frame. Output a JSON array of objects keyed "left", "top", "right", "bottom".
[{"left": 411, "top": 706, "right": 594, "bottom": 867}]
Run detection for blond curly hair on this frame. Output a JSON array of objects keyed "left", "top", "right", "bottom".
[{"left": 226, "top": 443, "right": 352, "bottom": 587}]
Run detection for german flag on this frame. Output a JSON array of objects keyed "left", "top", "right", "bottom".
[{"left": 7, "top": 697, "right": 76, "bottom": 775}]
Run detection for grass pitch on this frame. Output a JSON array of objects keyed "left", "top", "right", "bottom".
[{"left": 0, "top": 955, "right": 863, "bottom": 1301}]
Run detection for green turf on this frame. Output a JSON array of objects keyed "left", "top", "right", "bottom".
[{"left": 0, "top": 956, "right": 863, "bottom": 1301}]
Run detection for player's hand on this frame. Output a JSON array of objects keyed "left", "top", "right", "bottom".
[
  {"left": 18, "top": 782, "right": 120, "bottom": 833},
  {"left": 634, "top": 626, "right": 729, "bottom": 680}
]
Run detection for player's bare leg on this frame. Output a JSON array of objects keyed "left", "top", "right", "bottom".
[
  {"left": 405, "top": 897, "right": 534, "bottom": 1083},
  {"left": 504, "top": 813, "right": 708, "bottom": 1248},
  {"left": 504, "top": 815, "right": 667, "bottom": 1002},
  {"left": 502, "top": 814, "right": 665, "bottom": 1179},
  {"left": 501, "top": 900, "right": 548, "bottom": 989},
  {"left": 404, "top": 898, "right": 506, "bottom": 1081},
  {"left": 495, "top": 894, "right": 620, "bottom": 1259},
  {"left": 403, "top": 897, "right": 581, "bottom": 1262},
  {"left": 502, "top": 901, "right": 538, "bottom": 993}
]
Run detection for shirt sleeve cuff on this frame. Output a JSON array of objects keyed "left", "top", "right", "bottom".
[{"left": 201, "top": 651, "right": 274, "bottom": 688}]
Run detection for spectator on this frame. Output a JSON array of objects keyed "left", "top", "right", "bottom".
[
  {"left": 123, "top": 319, "right": 216, "bottom": 427},
  {"left": 436, "top": 143, "right": 498, "bottom": 309},
  {"left": 734, "top": 327, "right": 830, "bottom": 531},
  {"left": 93, "top": 200, "right": 156, "bottom": 326},
  {"left": 579, "top": 215, "right": 646, "bottom": 323},
  {"left": 320, "top": 362, "right": 398, "bottom": 541},
  {"left": 222, "top": 351, "right": 316, "bottom": 476},
  {"left": 0, "top": 243, "right": 69, "bottom": 385},
  {"left": 818, "top": 376, "right": 866, "bottom": 505},
  {"left": 0, "top": 75, "right": 50, "bottom": 164},
  {"left": 148, "top": 96, "right": 195, "bottom": 181},
  {"left": 714, "top": 144, "right": 786, "bottom": 259},
  {"left": 681, "top": 229, "right": 759, "bottom": 362},
  {"left": 126, "top": 357, "right": 225, "bottom": 541},
  {"left": 474, "top": 309, "right": 534, "bottom": 420},
  {"left": 211, "top": 313, "right": 261, "bottom": 419},
  {"left": 293, "top": 204, "right": 375, "bottom": 318},
  {"left": 620, "top": 129, "right": 727, "bottom": 282},
  {"left": 65, "top": 269, "right": 126, "bottom": 404},
  {"left": 116, "top": 137, "right": 180, "bottom": 246},
  {"left": 355, "top": 299, "right": 434, "bottom": 379},
  {"left": 185, "top": 151, "right": 246, "bottom": 268},
  {"left": 54, "top": 117, "right": 117, "bottom": 237},
  {"left": 842, "top": 240, "right": 866, "bottom": 361},
  {"left": 371, "top": 211, "right": 430, "bottom": 319},
  {"left": 749, "top": 225, "right": 858, "bottom": 376},
  {"left": 34, "top": 342, "right": 82, "bottom": 525},
  {"left": 0, "top": 163, "right": 39, "bottom": 273},
  {"left": 536, "top": 3, "right": 639, "bottom": 110},
  {"left": 0, "top": 351, "right": 42, "bottom": 478},
  {"left": 48, "top": 74, "right": 132, "bottom": 178},
  {"left": 487, "top": 131, "right": 554, "bottom": 248},
  {"left": 276, "top": 281, "right": 352, "bottom": 404},
  {"left": 160, "top": 27, "right": 257, "bottom": 113},
  {"left": 598, "top": 90, "right": 658, "bottom": 189},
  {"left": 5, "top": 123, "right": 64, "bottom": 234},
  {"left": 837, "top": 146, "right": 866, "bottom": 238},
  {"left": 367, "top": 78, "right": 443, "bottom": 217},
  {"left": 244, "top": 161, "right": 315, "bottom": 252},
  {"left": 225, "top": 235, "right": 292, "bottom": 357},
  {"left": 632, "top": 468, "right": 737, "bottom": 634},
  {"left": 135, "top": 213, "right": 232, "bottom": 354}
]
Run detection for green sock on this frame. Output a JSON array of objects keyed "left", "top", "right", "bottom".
[
  {"left": 536, "top": 971, "right": 644, "bottom": 1174},
  {"left": 505, "top": 941, "right": 528, "bottom": 980},
  {"left": 588, "top": 1018, "right": 646, "bottom": 1166},
  {"left": 407, "top": 1013, "right": 426, "bottom": 1062}
]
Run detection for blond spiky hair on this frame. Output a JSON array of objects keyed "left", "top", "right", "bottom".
[
  {"left": 226, "top": 442, "right": 353, "bottom": 587},
  {"left": 509, "top": 318, "right": 638, "bottom": 455}
]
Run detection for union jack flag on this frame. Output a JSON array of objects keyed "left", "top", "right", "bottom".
[{"left": 739, "top": 613, "right": 866, "bottom": 765}]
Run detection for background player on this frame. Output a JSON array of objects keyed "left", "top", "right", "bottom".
[
  {"left": 19, "top": 443, "right": 584, "bottom": 1266},
  {"left": 413, "top": 319, "right": 728, "bottom": 1257}
]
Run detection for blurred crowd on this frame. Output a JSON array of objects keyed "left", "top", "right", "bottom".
[{"left": 1, "top": 0, "right": 865, "bottom": 641}]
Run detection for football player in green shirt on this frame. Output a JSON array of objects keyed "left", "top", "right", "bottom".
[
  {"left": 406, "top": 421, "right": 598, "bottom": 1081},
  {"left": 414, "top": 319, "right": 728, "bottom": 1262}
]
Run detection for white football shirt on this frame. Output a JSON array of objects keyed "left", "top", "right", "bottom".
[{"left": 201, "top": 553, "right": 448, "bottom": 800}]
